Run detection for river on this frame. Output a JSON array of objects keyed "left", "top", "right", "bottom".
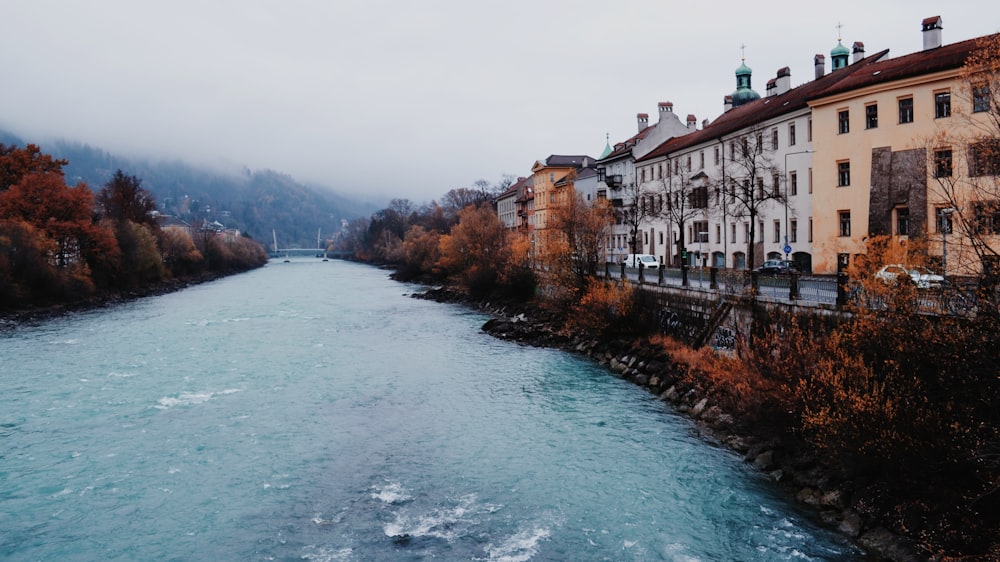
[{"left": 0, "top": 258, "right": 865, "bottom": 561}]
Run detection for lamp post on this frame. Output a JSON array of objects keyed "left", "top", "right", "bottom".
[
  {"left": 783, "top": 150, "right": 813, "bottom": 261},
  {"left": 940, "top": 207, "right": 955, "bottom": 282}
]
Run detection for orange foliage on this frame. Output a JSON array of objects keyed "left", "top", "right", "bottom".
[{"left": 565, "top": 280, "right": 636, "bottom": 336}]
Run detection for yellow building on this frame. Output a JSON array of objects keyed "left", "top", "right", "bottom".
[
  {"left": 530, "top": 155, "right": 592, "bottom": 254},
  {"left": 809, "top": 17, "right": 998, "bottom": 276}
]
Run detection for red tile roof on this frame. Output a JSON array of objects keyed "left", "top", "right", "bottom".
[{"left": 637, "top": 49, "right": 889, "bottom": 162}]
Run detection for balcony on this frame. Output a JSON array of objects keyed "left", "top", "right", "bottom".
[{"left": 606, "top": 174, "right": 623, "bottom": 188}]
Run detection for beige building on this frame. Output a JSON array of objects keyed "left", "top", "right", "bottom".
[{"left": 809, "top": 17, "right": 999, "bottom": 276}]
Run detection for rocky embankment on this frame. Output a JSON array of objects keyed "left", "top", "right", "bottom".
[{"left": 415, "top": 285, "right": 921, "bottom": 562}]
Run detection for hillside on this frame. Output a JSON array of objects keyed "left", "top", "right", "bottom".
[{"left": 1, "top": 130, "right": 380, "bottom": 249}]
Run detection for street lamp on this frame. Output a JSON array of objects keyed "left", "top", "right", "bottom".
[
  {"left": 783, "top": 150, "right": 813, "bottom": 261},
  {"left": 940, "top": 207, "right": 955, "bottom": 282}
]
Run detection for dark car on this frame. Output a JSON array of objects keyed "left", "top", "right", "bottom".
[{"left": 756, "top": 259, "right": 797, "bottom": 275}]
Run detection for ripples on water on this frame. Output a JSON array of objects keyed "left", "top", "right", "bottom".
[{"left": 0, "top": 259, "right": 864, "bottom": 561}]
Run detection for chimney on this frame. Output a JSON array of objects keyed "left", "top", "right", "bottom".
[
  {"left": 702, "top": 118, "right": 710, "bottom": 128},
  {"left": 724, "top": 95, "right": 733, "bottom": 113},
  {"left": 637, "top": 113, "right": 649, "bottom": 133},
  {"left": 922, "top": 16, "right": 943, "bottom": 50},
  {"left": 766, "top": 78, "right": 776, "bottom": 97},
  {"left": 852, "top": 41, "right": 865, "bottom": 63},
  {"left": 776, "top": 66, "right": 792, "bottom": 95},
  {"left": 814, "top": 54, "right": 826, "bottom": 79},
  {"left": 686, "top": 114, "right": 697, "bottom": 129},
  {"left": 658, "top": 102, "right": 674, "bottom": 123}
]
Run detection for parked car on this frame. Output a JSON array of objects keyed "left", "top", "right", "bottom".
[
  {"left": 622, "top": 254, "right": 659, "bottom": 269},
  {"left": 874, "top": 264, "right": 944, "bottom": 289},
  {"left": 756, "top": 259, "right": 797, "bottom": 275}
]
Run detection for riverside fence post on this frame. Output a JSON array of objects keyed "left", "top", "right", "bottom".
[
  {"left": 836, "top": 253, "right": 850, "bottom": 307},
  {"left": 789, "top": 272, "right": 800, "bottom": 300},
  {"left": 710, "top": 267, "right": 718, "bottom": 290}
]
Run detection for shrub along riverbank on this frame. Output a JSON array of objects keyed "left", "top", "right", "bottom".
[{"left": 413, "top": 281, "right": 1000, "bottom": 562}]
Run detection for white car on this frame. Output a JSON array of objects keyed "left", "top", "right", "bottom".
[
  {"left": 874, "top": 264, "right": 944, "bottom": 289},
  {"left": 622, "top": 254, "right": 659, "bottom": 269}
]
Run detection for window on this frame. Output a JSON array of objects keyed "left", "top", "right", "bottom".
[
  {"left": 549, "top": 172, "right": 554, "bottom": 182},
  {"left": 974, "top": 84, "right": 991, "bottom": 113},
  {"left": 935, "top": 91, "right": 951, "bottom": 118},
  {"left": 790, "top": 219, "right": 798, "bottom": 243},
  {"left": 694, "top": 221, "right": 709, "bottom": 243},
  {"left": 731, "top": 223, "right": 736, "bottom": 243},
  {"left": 772, "top": 173, "right": 780, "bottom": 197},
  {"left": 789, "top": 122, "right": 797, "bottom": 146},
  {"left": 838, "top": 161, "right": 851, "bottom": 187},
  {"left": 755, "top": 132, "right": 763, "bottom": 153},
  {"left": 686, "top": 156, "right": 691, "bottom": 172},
  {"left": 550, "top": 193, "right": 555, "bottom": 203},
  {"left": 773, "top": 220, "right": 781, "bottom": 243},
  {"left": 838, "top": 109, "right": 850, "bottom": 134},
  {"left": 758, "top": 221, "right": 764, "bottom": 242},
  {"left": 808, "top": 168, "right": 813, "bottom": 193},
  {"left": 974, "top": 201, "right": 1000, "bottom": 234},
  {"left": 771, "top": 128, "right": 779, "bottom": 150},
  {"left": 896, "top": 207, "right": 910, "bottom": 236},
  {"left": 934, "top": 149, "right": 953, "bottom": 178},
  {"left": 899, "top": 97, "right": 914, "bottom": 124},
  {"left": 970, "top": 139, "right": 1000, "bottom": 176},
  {"left": 865, "top": 104, "right": 878, "bottom": 129},
  {"left": 757, "top": 177, "right": 765, "bottom": 199},
  {"left": 839, "top": 211, "right": 851, "bottom": 237},
  {"left": 937, "top": 208, "right": 954, "bottom": 234},
  {"left": 807, "top": 118, "right": 812, "bottom": 141},
  {"left": 809, "top": 217, "right": 813, "bottom": 242},
  {"left": 744, "top": 222, "right": 750, "bottom": 243},
  {"left": 699, "top": 151, "right": 705, "bottom": 169},
  {"left": 716, "top": 224, "right": 721, "bottom": 244},
  {"left": 790, "top": 171, "right": 798, "bottom": 196},
  {"left": 714, "top": 146, "right": 720, "bottom": 165}
]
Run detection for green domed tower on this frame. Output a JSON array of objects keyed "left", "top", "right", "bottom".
[
  {"left": 831, "top": 40, "right": 850, "bottom": 70},
  {"left": 731, "top": 59, "right": 760, "bottom": 108}
]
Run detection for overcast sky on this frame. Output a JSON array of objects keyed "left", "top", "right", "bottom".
[{"left": 1, "top": 1, "right": 997, "bottom": 205}]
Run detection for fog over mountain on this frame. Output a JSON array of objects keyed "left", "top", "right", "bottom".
[{"left": 2, "top": 129, "right": 380, "bottom": 250}]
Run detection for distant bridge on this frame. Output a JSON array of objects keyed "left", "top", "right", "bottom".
[
  {"left": 270, "top": 228, "right": 352, "bottom": 260},
  {"left": 269, "top": 248, "right": 354, "bottom": 259}
]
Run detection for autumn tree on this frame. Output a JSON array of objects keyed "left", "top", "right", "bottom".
[
  {"left": 550, "top": 193, "right": 615, "bottom": 278},
  {"left": 656, "top": 168, "right": 708, "bottom": 270},
  {"left": 618, "top": 177, "right": 661, "bottom": 256},
  {"left": 97, "top": 170, "right": 160, "bottom": 230},
  {"left": 159, "top": 226, "right": 203, "bottom": 276},
  {"left": 95, "top": 170, "right": 166, "bottom": 288},
  {"left": 0, "top": 219, "right": 62, "bottom": 307},
  {"left": 0, "top": 143, "right": 68, "bottom": 192},
  {"left": 0, "top": 173, "right": 119, "bottom": 277},
  {"left": 437, "top": 205, "right": 510, "bottom": 297},
  {"left": 396, "top": 225, "right": 442, "bottom": 281},
  {"left": 718, "top": 126, "right": 786, "bottom": 269}
]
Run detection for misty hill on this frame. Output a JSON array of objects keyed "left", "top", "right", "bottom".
[{"left": 1, "top": 130, "right": 381, "bottom": 249}]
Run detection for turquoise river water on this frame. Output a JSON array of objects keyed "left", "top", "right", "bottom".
[{"left": 0, "top": 258, "right": 867, "bottom": 561}]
